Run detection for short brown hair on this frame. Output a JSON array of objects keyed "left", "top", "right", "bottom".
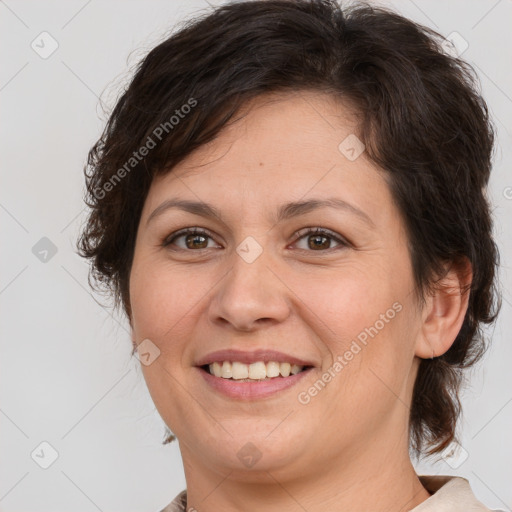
[{"left": 77, "top": 0, "right": 501, "bottom": 456}]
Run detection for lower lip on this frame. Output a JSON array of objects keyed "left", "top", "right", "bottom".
[{"left": 197, "top": 367, "right": 313, "bottom": 400}]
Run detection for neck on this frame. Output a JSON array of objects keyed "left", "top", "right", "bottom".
[{"left": 178, "top": 434, "right": 430, "bottom": 512}]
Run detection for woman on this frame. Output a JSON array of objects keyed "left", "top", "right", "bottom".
[{"left": 77, "top": 0, "right": 502, "bottom": 510}]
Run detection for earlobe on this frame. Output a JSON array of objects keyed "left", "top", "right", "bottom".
[{"left": 415, "top": 258, "right": 472, "bottom": 359}]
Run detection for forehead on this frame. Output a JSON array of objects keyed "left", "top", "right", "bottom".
[
  {"left": 176, "top": 90, "right": 364, "bottom": 175},
  {"left": 143, "top": 91, "right": 393, "bottom": 225}
]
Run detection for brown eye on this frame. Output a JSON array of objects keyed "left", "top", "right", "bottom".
[
  {"left": 163, "top": 228, "right": 218, "bottom": 250},
  {"left": 307, "top": 233, "right": 331, "bottom": 250},
  {"left": 184, "top": 233, "right": 209, "bottom": 249},
  {"left": 294, "top": 227, "right": 349, "bottom": 252}
]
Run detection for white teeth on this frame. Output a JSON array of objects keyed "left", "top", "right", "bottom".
[
  {"left": 248, "top": 361, "right": 266, "bottom": 379},
  {"left": 280, "top": 362, "right": 291, "bottom": 377},
  {"left": 211, "top": 362, "right": 222, "bottom": 377},
  {"left": 221, "top": 361, "right": 232, "bottom": 378},
  {"left": 266, "top": 361, "right": 280, "bottom": 378},
  {"left": 290, "top": 364, "right": 302, "bottom": 375},
  {"left": 206, "top": 360, "right": 306, "bottom": 380},
  {"left": 232, "top": 361, "right": 249, "bottom": 380}
]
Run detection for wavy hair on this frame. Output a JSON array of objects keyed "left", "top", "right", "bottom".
[{"left": 77, "top": 0, "right": 501, "bottom": 456}]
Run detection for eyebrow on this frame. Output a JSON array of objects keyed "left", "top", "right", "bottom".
[{"left": 146, "top": 197, "right": 375, "bottom": 228}]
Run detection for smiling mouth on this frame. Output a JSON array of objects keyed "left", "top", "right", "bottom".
[{"left": 200, "top": 361, "right": 314, "bottom": 381}]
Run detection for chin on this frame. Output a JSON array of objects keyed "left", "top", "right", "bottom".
[{"left": 183, "top": 426, "right": 307, "bottom": 474}]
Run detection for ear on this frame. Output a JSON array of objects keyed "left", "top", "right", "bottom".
[{"left": 415, "top": 257, "right": 472, "bottom": 359}]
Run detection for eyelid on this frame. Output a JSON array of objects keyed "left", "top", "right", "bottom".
[{"left": 293, "top": 226, "right": 346, "bottom": 242}]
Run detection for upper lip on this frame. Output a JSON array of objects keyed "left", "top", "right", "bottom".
[{"left": 195, "top": 349, "right": 316, "bottom": 367}]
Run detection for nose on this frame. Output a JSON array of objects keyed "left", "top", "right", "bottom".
[{"left": 207, "top": 246, "right": 291, "bottom": 332}]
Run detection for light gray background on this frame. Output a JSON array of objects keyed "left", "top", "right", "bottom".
[{"left": 1, "top": 1, "right": 511, "bottom": 511}]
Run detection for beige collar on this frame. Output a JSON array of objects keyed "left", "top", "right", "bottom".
[
  {"left": 411, "top": 475, "right": 492, "bottom": 511},
  {"left": 161, "top": 475, "right": 494, "bottom": 511}
]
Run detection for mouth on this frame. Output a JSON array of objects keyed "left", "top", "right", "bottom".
[
  {"left": 199, "top": 360, "right": 314, "bottom": 381},
  {"left": 195, "top": 349, "right": 317, "bottom": 399},
  {"left": 195, "top": 350, "right": 316, "bottom": 400}
]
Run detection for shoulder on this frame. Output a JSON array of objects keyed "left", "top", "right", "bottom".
[
  {"left": 158, "top": 489, "right": 187, "bottom": 512},
  {"left": 158, "top": 479, "right": 506, "bottom": 512},
  {"left": 415, "top": 475, "right": 504, "bottom": 512}
]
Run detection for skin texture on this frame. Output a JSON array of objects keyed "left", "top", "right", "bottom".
[{"left": 129, "top": 91, "right": 471, "bottom": 511}]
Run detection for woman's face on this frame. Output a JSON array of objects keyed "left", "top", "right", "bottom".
[{"left": 129, "top": 91, "right": 423, "bottom": 481}]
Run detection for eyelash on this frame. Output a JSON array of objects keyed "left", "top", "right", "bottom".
[{"left": 162, "top": 227, "right": 350, "bottom": 253}]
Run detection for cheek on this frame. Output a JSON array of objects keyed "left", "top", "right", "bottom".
[
  {"left": 129, "top": 261, "right": 203, "bottom": 436},
  {"left": 129, "top": 258, "right": 199, "bottom": 342},
  {"left": 337, "top": 300, "right": 418, "bottom": 413},
  {"left": 313, "top": 263, "right": 417, "bottom": 401},
  {"left": 304, "top": 266, "right": 400, "bottom": 348}
]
